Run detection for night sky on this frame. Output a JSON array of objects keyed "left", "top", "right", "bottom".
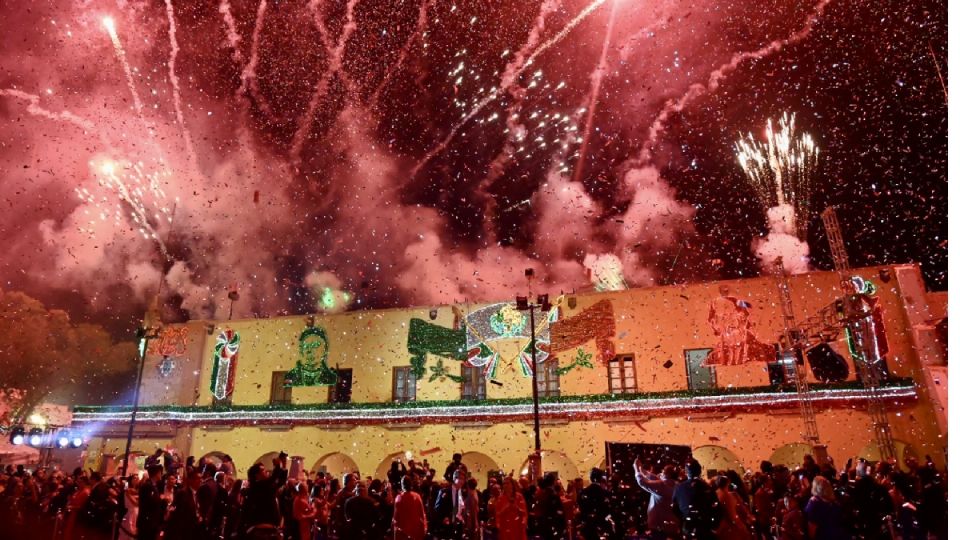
[{"left": 0, "top": 0, "right": 947, "bottom": 335}]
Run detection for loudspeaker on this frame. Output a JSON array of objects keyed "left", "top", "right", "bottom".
[{"left": 806, "top": 344, "right": 850, "bottom": 382}]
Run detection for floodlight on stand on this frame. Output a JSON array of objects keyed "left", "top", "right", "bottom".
[
  {"left": 537, "top": 294, "right": 550, "bottom": 312},
  {"left": 56, "top": 431, "right": 70, "bottom": 449},
  {"left": 516, "top": 296, "right": 529, "bottom": 310},
  {"left": 9, "top": 426, "right": 25, "bottom": 445},
  {"left": 28, "top": 427, "right": 43, "bottom": 447},
  {"left": 71, "top": 435, "right": 84, "bottom": 448}
]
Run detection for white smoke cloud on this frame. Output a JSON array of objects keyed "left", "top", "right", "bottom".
[
  {"left": 753, "top": 204, "right": 810, "bottom": 274},
  {"left": 583, "top": 253, "right": 626, "bottom": 291}
]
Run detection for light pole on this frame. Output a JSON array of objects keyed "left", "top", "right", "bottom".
[
  {"left": 113, "top": 324, "right": 159, "bottom": 540},
  {"left": 517, "top": 272, "right": 550, "bottom": 480}
]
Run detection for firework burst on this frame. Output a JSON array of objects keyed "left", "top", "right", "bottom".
[
  {"left": 735, "top": 112, "right": 820, "bottom": 238},
  {"left": 77, "top": 157, "right": 175, "bottom": 258}
]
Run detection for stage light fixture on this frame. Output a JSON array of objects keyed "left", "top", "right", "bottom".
[
  {"left": 57, "top": 432, "right": 70, "bottom": 448},
  {"left": 71, "top": 436, "right": 84, "bottom": 448},
  {"left": 28, "top": 427, "right": 43, "bottom": 447},
  {"left": 9, "top": 426, "right": 25, "bottom": 445}
]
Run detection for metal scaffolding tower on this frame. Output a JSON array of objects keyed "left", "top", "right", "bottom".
[
  {"left": 821, "top": 207, "right": 850, "bottom": 273},
  {"left": 772, "top": 257, "right": 821, "bottom": 445},
  {"left": 820, "top": 206, "right": 897, "bottom": 461}
]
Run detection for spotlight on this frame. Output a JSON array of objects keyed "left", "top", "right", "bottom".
[
  {"left": 57, "top": 432, "right": 70, "bottom": 449},
  {"left": 9, "top": 426, "right": 25, "bottom": 446},
  {"left": 516, "top": 296, "right": 529, "bottom": 310},
  {"left": 71, "top": 436, "right": 84, "bottom": 448},
  {"left": 28, "top": 427, "right": 43, "bottom": 447}
]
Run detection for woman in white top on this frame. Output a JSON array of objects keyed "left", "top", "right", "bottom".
[{"left": 119, "top": 474, "right": 140, "bottom": 540}]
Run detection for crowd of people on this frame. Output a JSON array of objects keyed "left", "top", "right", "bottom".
[{"left": 0, "top": 448, "right": 947, "bottom": 540}]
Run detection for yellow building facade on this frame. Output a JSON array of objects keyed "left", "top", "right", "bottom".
[{"left": 74, "top": 265, "right": 946, "bottom": 481}]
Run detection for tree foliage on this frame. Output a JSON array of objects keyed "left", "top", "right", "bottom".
[{"left": 0, "top": 289, "right": 137, "bottom": 424}]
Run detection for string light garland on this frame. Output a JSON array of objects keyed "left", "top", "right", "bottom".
[{"left": 74, "top": 380, "right": 915, "bottom": 426}]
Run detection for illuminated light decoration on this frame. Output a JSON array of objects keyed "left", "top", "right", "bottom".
[
  {"left": 428, "top": 357, "right": 465, "bottom": 384},
  {"left": 548, "top": 299, "right": 616, "bottom": 364},
  {"left": 407, "top": 318, "right": 467, "bottom": 380},
  {"left": 210, "top": 329, "right": 240, "bottom": 399},
  {"left": 464, "top": 342, "right": 499, "bottom": 380},
  {"left": 840, "top": 276, "right": 889, "bottom": 365},
  {"left": 555, "top": 348, "right": 594, "bottom": 376},
  {"left": 465, "top": 302, "right": 557, "bottom": 379},
  {"left": 147, "top": 326, "right": 189, "bottom": 357},
  {"left": 71, "top": 383, "right": 916, "bottom": 427},
  {"left": 284, "top": 326, "right": 338, "bottom": 387},
  {"left": 701, "top": 289, "right": 776, "bottom": 367},
  {"left": 518, "top": 338, "right": 552, "bottom": 377}
]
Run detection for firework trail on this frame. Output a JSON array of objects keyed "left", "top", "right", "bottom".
[
  {"left": 218, "top": 0, "right": 243, "bottom": 63},
  {"left": 928, "top": 41, "right": 947, "bottom": 101},
  {"left": 290, "top": 0, "right": 361, "bottom": 165},
  {"left": 308, "top": 0, "right": 334, "bottom": 49},
  {"left": 409, "top": 0, "right": 610, "bottom": 181},
  {"left": 735, "top": 112, "right": 819, "bottom": 238},
  {"left": 618, "top": 12, "right": 672, "bottom": 62},
  {"left": 520, "top": 0, "right": 609, "bottom": 75},
  {"left": 635, "top": 0, "right": 833, "bottom": 167},
  {"left": 501, "top": 0, "right": 560, "bottom": 97},
  {"left": 235, "top": 0, "right": 276, "bottom": 121},
  {"left": 103, "top": 17, "right": 153, "bottom": 139},
  {"left": 0, "top": 89, "right": 112, "bottom": 150},
  {"left": 164, "top": 0, "right": 199, "bottom": 173},
  {"left": 476, "top": 0, "right": 560, "bottom": 242},
  {"left": 571, "top": 0, "right": 617, "bottom": 186},
  {"left": 369, "top": 0, "right": 437, "bottom": 106}
]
